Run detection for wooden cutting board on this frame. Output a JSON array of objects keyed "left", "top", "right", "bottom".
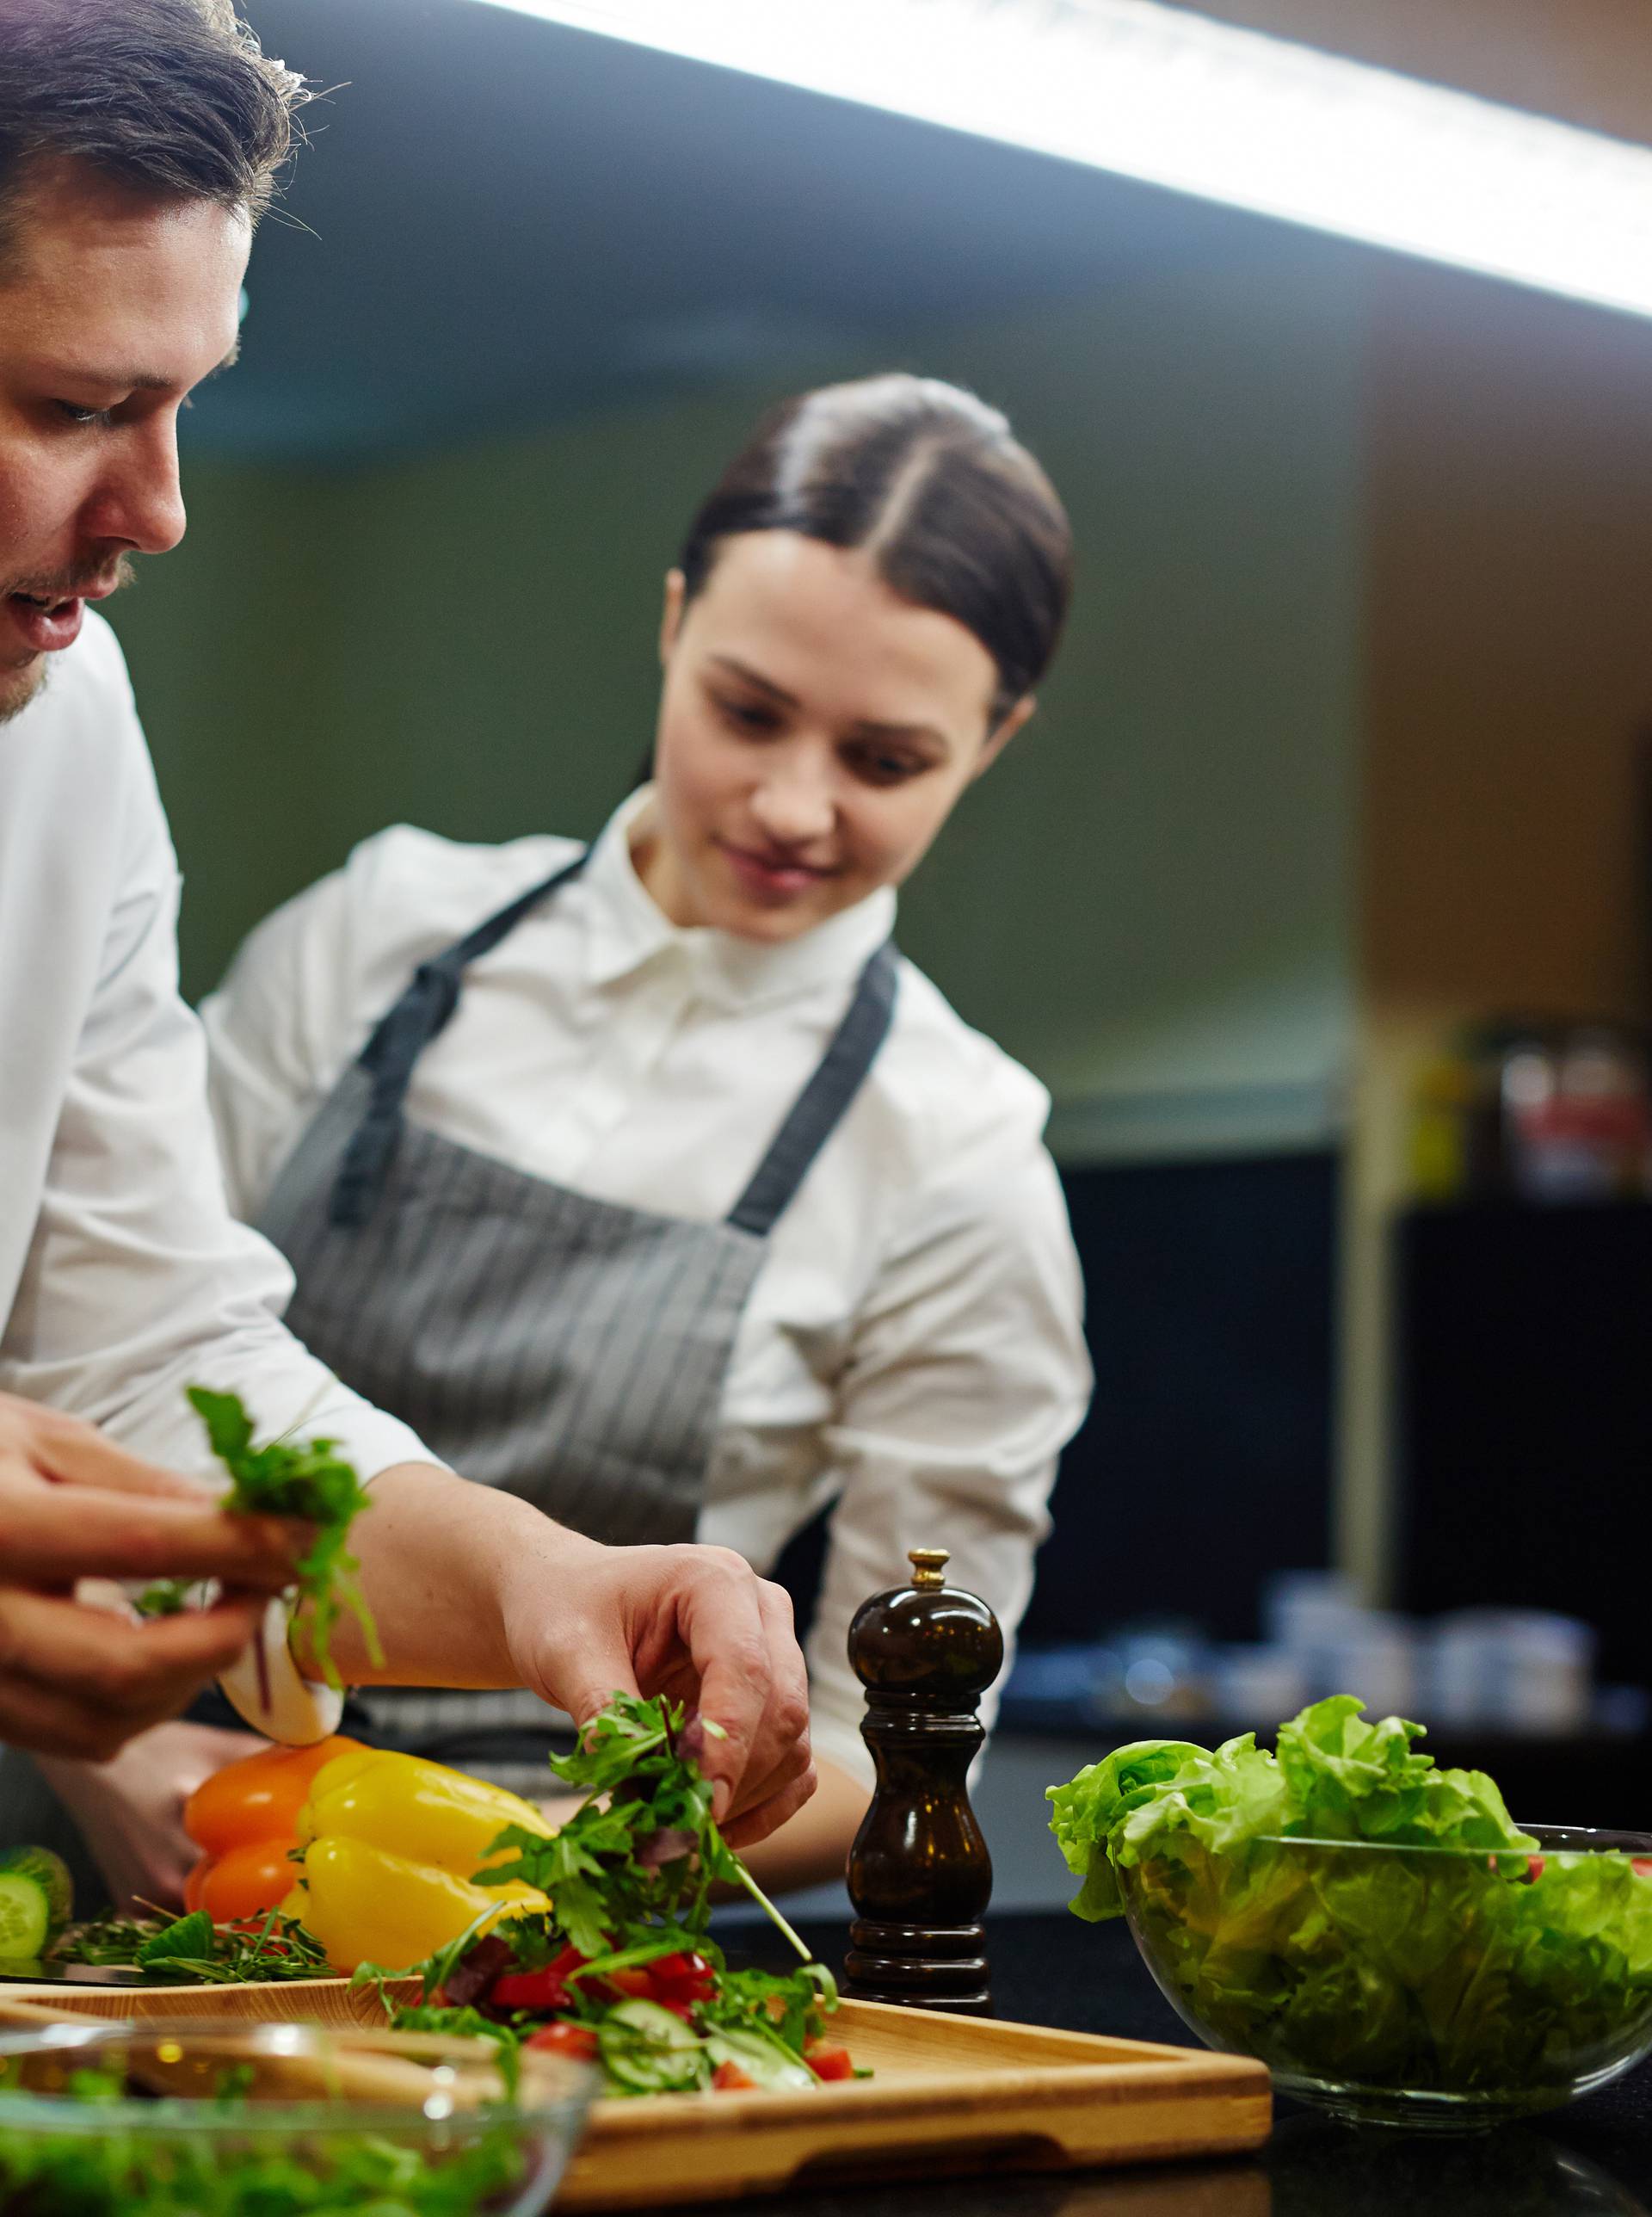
[
  {"left": 0, "top": 1979, "right": 1270, "bottom": 2206},
  {"left": 0, "top": 1971, "right": 418, "bottom": 2027},
  {"left": 555, "top": 1998, "right": 1270, "bottom": 2209}
]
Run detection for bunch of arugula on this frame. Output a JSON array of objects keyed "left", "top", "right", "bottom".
[
  {"left": 49, "top": 1906, "right": 331, "bottom": 1985},
  {"left": 484, "top": 1694, "right": 809, "bottom": 1961},
  {"left": 357, "top": 1694, "right": 842, "bottom": 2093},
  {"left": 137, "top": 1386, "right": 382, "bottom": 1698}
]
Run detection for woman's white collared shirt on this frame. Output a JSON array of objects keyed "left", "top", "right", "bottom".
[{"left": 200, "top": 793, "right": 1092, "bottom": 1785}]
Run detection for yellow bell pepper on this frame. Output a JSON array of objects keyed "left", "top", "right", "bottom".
[
  {"left": 290, "top": 1837, "right": 550, "bottom": 1973},
  {"left": 287, "top": 1748, "right": 555, "bottom": 1972}
]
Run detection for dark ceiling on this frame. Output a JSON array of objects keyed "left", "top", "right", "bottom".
[{"left": 194, "top": 0, "right": 1260, "bottom": 462}]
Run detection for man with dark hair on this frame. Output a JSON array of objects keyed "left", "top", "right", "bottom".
[
  {"left": 0, "top": 0, "right": 812, "bottom": 1909},
  {"left": 0, "top": 0, "right": 301, "bottom": 286}
]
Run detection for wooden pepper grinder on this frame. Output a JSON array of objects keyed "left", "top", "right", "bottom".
[{"left": 843, "top": 1547, "right": 1003, "bottom": 2015}]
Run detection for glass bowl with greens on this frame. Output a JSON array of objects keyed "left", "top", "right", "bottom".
[
  {"left": 1049, "top": 1696, "right": 1652, "bottom": 2131},
  {"left": 0, "top": 2015, "right": 594, "bottom": 2216}
]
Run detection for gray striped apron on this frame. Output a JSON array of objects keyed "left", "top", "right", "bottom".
[{"left": 255, "top": 849, "right": 897, "bottom": 1790}]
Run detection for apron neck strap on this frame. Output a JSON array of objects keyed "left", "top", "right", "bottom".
[
  {"left": 725, "top": 940, "right": 899, "bottom": 1238},
  {"left": 327, "top": 843, "right": 898, "bottom": 1240},
  {"left": 329, "top": 849, "right": 589, "bottom": 1228},
  {"left": 442, "top": 848, "right": 592, "bottom": 970}
]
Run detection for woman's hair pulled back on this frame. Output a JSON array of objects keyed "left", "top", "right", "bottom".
[{"left": 677, "top": 374, "right": 1072, "bottom": 725}]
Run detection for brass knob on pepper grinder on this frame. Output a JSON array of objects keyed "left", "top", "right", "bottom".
[{"left": 842, "top": 1547, "right": 1003, "bottom": 2015}]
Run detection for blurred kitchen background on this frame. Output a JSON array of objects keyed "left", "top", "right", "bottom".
[{"left": 109, "top": 0, "right": 1652, "bottom": 1906}]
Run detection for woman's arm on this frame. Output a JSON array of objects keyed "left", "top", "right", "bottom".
[
  {"left": 737, "top": 1753, "right": 870, "bottom": 1893},
  {"left": 693, "top": 1108, "right": 1090, "bottom": 1894},
  {"left": 803, "top": 1122, "right": 1092, "bottom": 1818}
]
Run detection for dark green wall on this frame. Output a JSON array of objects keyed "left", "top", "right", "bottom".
[{"left": 110, "top": 242, "right": 1366, "bottom": 1154}]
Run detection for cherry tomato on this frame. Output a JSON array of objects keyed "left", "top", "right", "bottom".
[
  {"left": 526, "top": 2022, "right": 599, "bottom": 2061},
  {"left": 805, "top": 2042, "right": 854, "bottom": 2082},
  {"left": 193, "top": 1837, "right": 302, "bottom": 1923},
  {"left": 646, "top": 1951, "right": 716, "bottom": 2002},
  {"left": 712, "top": 2061, "right": 756, "bottom": 2091},
  {"left": 488, "top": 1967, "right": 572, "bottom": 2014},
  {"left": 647, "top": 1952, "right": 709, "bottom": 1985},
  {"left": 183, "top": 1736, "right": 364, "bottom": 1856},
  {"left": 656, "top": 1998, "right": 696, "bottom": 2022}
]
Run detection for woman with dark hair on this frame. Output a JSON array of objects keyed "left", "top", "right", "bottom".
[{"left": 199, "top": 374, "right": 1093, "bottom": 1888}]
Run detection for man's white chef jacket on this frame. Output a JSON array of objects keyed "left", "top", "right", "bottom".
[{"left": 0, "top": 613, "right": 429, "bottom": 1731}]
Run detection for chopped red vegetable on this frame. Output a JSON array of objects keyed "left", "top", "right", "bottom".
[
  {"left": 805, "top": 2041, "right": 854, "bottom": 2082},
  {"left": 712, "top": 2060, "right": 756, "bottom": 2091},
  {"left": 647, "top": 1951, "right": 716, "bottom": 2002},
  {"left": 488, "top": 1966, "right": 573, "bottom": 2013},
  {"left": 526, "top": 2022, "right": 600, "bottom": 2060}
]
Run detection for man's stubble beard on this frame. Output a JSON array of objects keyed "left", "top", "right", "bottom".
[
  {"left": 0, "top": 553, "right": 135, "bottom": 725},
  {"left": 0, "top": 654, "right": 49, "bottom": 727}
]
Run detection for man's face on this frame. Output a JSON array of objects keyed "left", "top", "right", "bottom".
[{"left": 0, "top": 157, "right": 250, "bottom": 722}]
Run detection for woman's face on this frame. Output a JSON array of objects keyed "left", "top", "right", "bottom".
[{"left": 638, "top": 531, "right": 1032, "bottom": 943}]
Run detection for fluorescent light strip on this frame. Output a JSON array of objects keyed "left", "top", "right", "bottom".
[{"left": 454, "top": 0, "right": 1652, "bottom": 321}]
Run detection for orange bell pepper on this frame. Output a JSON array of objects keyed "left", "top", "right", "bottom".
[{"left": 182, "top": 1735, "right": 363, "bottom": 1923}]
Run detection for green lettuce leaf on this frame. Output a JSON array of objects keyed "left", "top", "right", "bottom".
[
  {"left": 1047, "top": 1696, "right": 1652, "bottom": 2098},
  {"left": 1274, "top": 1694, "right": 1529, "bottom": 1850}
]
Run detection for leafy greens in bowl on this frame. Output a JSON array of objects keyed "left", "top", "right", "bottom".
[
  {"left": 0, "top": 2016, "right": 593, "bottom": 2217},
  {"left": 1049, "top": 1695, "right": 1652, "bottom": 2129}
]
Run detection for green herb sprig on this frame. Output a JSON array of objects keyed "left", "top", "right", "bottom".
[
  {"left": 137, "top": 1386, "right": 382, "bottom": 1696},
  {"left": 50, "top": 1906, "right": 331, "bottom": 1986},
  {"left": 483, "top": 1694, "right": 810, "bottom": 1961}
]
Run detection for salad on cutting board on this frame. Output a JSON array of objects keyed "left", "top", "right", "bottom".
[
  {"left": 353, "top": 1695, "right": 856, "bottom": 2096},
  {"left": 12, "top": 1693, "right": 858, "bottom": 2099}
]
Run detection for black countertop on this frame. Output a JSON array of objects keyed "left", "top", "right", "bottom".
[{"left": 714, "top": 1911, "right": 1652, "bottom": 2217}]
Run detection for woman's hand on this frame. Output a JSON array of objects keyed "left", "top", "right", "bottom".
[
  {"left": 0, "top": 1393, "right": 310, "bottom": 1761},
  {"left": 35, "top": 1720, "right": 268, "bottom": 1915}
]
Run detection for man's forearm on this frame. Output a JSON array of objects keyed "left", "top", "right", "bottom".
[
  {"left": 286, "top": 1469, "right": 815, "bottom": 1845},
  {"left": 309, "top": 1462, "right": 591, "bottom": 1690}
]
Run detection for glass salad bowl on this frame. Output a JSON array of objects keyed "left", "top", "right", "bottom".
[
  {"left": 0, "top": 2015, "right": 595, "bottom": 2215},
  {"left": 1119, "top": 1824, "right": 1652, "bottom": 2130}
]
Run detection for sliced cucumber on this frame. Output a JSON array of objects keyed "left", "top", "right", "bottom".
[
  {"left": 704, "top": 2027, "right": 816, "bottom": 2091},
  {"left": 607, "top": 1998, "right": 701, "bottom": 2049},
  {"left": 599, "top": 1999, "right": 706, "bottom": 2094},
  {"left": 0, "top": 1847, "right": 73, "bottom": 1959}
]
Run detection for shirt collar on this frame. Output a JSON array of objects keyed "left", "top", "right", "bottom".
[{"left": 579, "top": 786, "right": 897, "bottom": 1010}]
